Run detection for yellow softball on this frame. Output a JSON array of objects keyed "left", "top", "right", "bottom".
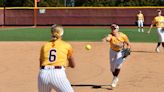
[{"left": 85, "top": 44, "right": 92, "bottom": 50}]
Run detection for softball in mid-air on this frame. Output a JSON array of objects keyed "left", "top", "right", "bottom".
[{"left": 85, "top": 44, "right": 92, "bottom": 50}]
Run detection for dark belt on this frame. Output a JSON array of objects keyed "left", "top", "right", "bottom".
[{"left": 41, "top": 66, "right": 62, "bottom": 69}]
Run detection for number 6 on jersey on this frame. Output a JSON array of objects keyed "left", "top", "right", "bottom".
[{"left": 49, "top": 49, "right": 57, "bottom": 62}]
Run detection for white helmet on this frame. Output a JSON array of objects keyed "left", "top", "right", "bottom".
[{"left": 111, "top": 24, "right": 119, "bottom": 30}]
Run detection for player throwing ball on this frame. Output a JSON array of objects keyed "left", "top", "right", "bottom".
[
  {"left": 102, "top": 24, "right": 131, "bottom": 88},
  {"left": 147, "top": 9, "right": 164, "bottom": 52},
  {"left": 38, "top": 24, "right": 75, "bottom": 92}
]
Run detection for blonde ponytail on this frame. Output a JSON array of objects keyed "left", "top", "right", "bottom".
[{"left": 51, "top": 24, "right": 64, "bottom": 41}]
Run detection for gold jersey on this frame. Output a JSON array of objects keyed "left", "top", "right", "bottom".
[
  {"left": 137, "top": 13, "right": 144, "bottom": 20},
  {"left": 109, "top": 32, "right": 129, "bottom": 51},
  {"left": 40, "top": 39, "right": 73, "bottom": 67},
  {"left": 153, "top": 16, "right": 164, "bottom": 28}
]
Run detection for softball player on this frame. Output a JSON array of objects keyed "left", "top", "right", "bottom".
[
  {"left": 103, "top": 24, "right": 131, "bottom": 88},
  {"left": 38, "top": 24, "right": 75, "bottom": 92},
  {"left": 137, "top": 10, "right": 144, "bottom": 32},
  {"left": 147, "top": 9, "right": 164, "bottom": 52}
]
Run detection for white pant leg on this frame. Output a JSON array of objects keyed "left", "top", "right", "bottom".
[
  {"left": 157, "top": 28, "right": 164, "bottom": 42},
  {"left": 38, "top": 70, "right": 52, "bottom": 92},
  {"left": 110, "top": 49, "right": 124, "bottom": 72},
  {"left": 115, "top": 50, "right": 124, "bottom": 69},
  {"left": 38, "top": 67, "right": 74, "bottom": 92},
  {"left": 50, "top": 68, "right": 74, "bottom": 92},
  {"left": 110, "top": 49, "right": 117, "bottom": 72},
  {"left": 138, "top": 20, "right": 143, "bottom": 27}
]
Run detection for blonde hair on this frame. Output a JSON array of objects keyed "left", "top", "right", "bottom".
[{"left": 51, "top": 24, "right": 64, "bottom": 41}]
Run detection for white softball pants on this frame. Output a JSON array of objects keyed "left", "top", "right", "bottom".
[
  {"left": 110, "top": 48, "right": 125, "bottom": 72},
  {"left": 157, "top": 28, "right": 164, "bottom": 42},
  {"left": 137, "top": 20, "right": 144, "bottom": 27},
  {"left": 38, "top": 66, "right": 74, "bottom": 92}
]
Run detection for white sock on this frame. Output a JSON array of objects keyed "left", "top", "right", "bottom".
[{"left": 142, "top": 28, "right": 144, "bottom": 32}]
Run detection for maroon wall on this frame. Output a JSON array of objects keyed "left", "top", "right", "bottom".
[
  {"left": 4, "top": 9, "right": 34, "bottom": 25},
  {"left": 1, "top": 8, "right": 164, "bottom": 26},
  {"left": 0, "top": 9, "right": 4, "bottom": 25}
]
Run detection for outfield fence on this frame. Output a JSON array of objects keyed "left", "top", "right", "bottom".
[{"left": 0, "top": 7, "right": 164, "bottom": 26}]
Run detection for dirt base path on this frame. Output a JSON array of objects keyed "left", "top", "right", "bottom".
[{"left": 0, "top": 42, "right": 164, "bottom": 92}]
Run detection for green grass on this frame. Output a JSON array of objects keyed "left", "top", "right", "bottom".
[
  {"left": 0, "top": 27, "right": 51, "bottom": 41},
  {"left": 0, "top": 27, "right": 158, "bottom": 42},
  {"left": 121, "top": 28, "right": 158, "bottom": 42}
]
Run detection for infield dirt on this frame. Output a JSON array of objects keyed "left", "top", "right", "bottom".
[{"left": 0, "top": 42, "right": 164, "bottom": 92}]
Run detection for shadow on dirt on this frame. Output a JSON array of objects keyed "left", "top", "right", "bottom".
[{"left": 71, "top": 84, "right": 113, "bottom": 90}]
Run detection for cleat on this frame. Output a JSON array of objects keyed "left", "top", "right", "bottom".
[
  {"left": 155, "top": 47, "right": 160, "bottom": 53},
  {"left": 111, "top": 77, "right": 119, "bottom": 88}
]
